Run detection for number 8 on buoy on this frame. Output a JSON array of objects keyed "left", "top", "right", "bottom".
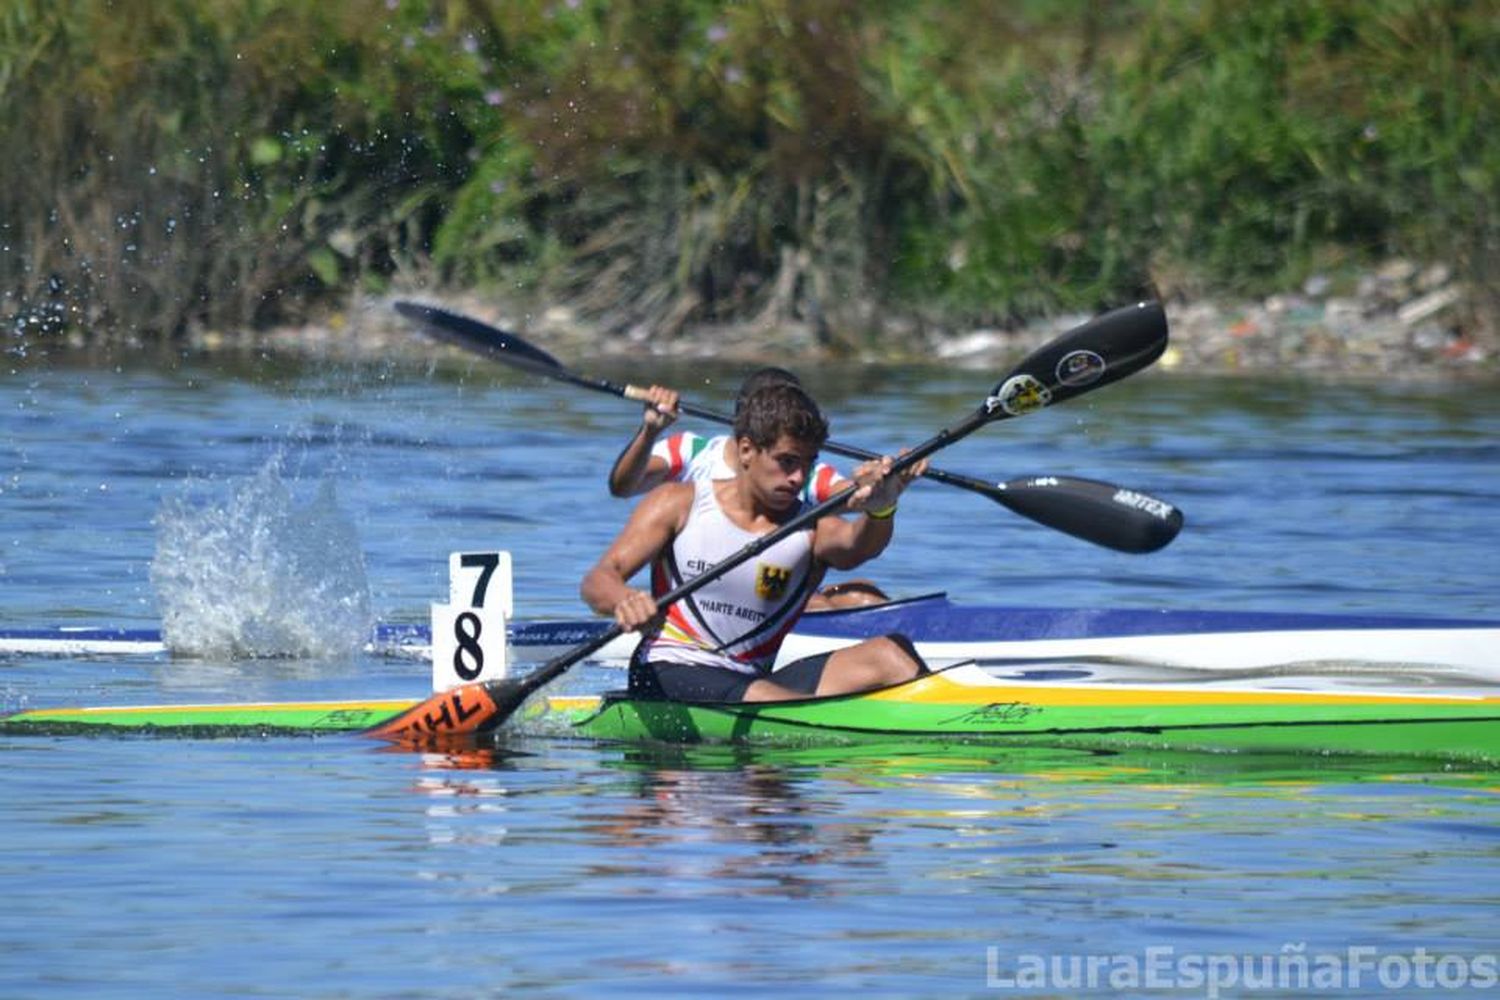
[{"left": 430, "top": 551, "right": 511, "bottom": 692}]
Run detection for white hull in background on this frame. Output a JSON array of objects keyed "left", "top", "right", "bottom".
[{"left": 7, "top": 566, "right": 1497, "bottom": 686}]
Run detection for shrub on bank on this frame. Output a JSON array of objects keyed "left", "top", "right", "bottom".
[{"left": 2, "top": 0, "right": 1494, "bottom": 349}]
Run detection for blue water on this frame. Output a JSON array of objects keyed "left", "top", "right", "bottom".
[{"left": 3, "top": 344, "right": 1500, "bottom": 998}]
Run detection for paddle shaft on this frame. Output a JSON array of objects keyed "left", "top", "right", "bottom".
[
  {"left": 630, "top": 386, "right": 1186, "bottom": 554},
  {"left": 616, "top": 378, "right": 1076, "bottom": 508},
  {"left": 620, "top": 386, "right": 1181, "bottom": 551},
  {"left": 393, "top": 301, "right": 1182, "bottom": 552}
]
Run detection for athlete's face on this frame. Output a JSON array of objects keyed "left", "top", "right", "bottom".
[{"left": 740, "top": 434, "right": 817, "bottom": 510}]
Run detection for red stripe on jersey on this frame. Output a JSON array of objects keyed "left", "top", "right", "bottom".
[
  {"left": 732, "top": 611, "right": 804, "bottom": 664},
  {"left": 665, "top": 433, "right": 687, "bottom": 477},
  {"left": 812, "top": 464, "right": 833, "bottom": 503},
  {"left": 650, "top": 557, "right": 702, "bottom": 644},
  {"left": 663, "top": 602, "right": 697, "bottom": 640}
]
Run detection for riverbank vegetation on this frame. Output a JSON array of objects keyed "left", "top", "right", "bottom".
[{"left": 3, "top": 0, "right": 1495, "bottom": 353}]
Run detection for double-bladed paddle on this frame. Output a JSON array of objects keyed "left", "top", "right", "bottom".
[
  {"left": 393, "top": 300, "right": 1182, "bottom": 553},
  {"left": 368, "top": 300, "right": 1170, "bottom": 744}
]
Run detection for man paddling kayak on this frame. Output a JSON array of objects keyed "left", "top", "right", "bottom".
[
  {"left": 583, "top": 382, "right": 928, "bottom": 702},
  {"left": 607, "top": 367, "right": 891, "bottom": 610}
]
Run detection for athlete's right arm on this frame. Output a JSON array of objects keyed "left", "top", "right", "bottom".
[
  {"left": 581, "top": 481, "right": 692, "bottom": 630},
  {"left": 607, "top": 385, "right": 680, "bottom": 497}
]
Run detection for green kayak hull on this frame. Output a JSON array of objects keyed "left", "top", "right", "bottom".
[
  {"left": 543, "top": 664, "right": 1500, "bottom": 763},
  {"left": 6, "top": 664, "right": 1500, "bottom": 764}
]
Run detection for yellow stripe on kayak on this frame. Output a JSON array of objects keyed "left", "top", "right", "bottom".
[
  {"left": 538, "top": 678, "right": 1500, "bottom": 720},
  {"left": 860, "top": 672, "right": 1500, "bottom": 708},
  {"left": 543, "top": 695, "right": 602, "bottom": 713},
  {"left": 16, "top": 698, "right": 415, "bottom": 721}
]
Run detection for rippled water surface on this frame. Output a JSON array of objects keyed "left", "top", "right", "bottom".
[{"left": 3, "top": 344, "right": 1499, "bottom": 998}]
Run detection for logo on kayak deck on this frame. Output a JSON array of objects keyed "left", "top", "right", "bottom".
[
  {"left": 940, "top": 702, "right": 1041, "bottom": 727},
  {"left": 755, "top": 563, "right": 792, "bottom": 601},
  {"left": 1055, "top": 349, "right": 1107, "bottom": 387},
  {"left": 989, "top": 375, "right": 1053, "bottom": 416}
]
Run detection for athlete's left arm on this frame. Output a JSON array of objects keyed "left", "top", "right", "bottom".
[{"left": 811, "top": 453, "right": 926, "bottom": 570}]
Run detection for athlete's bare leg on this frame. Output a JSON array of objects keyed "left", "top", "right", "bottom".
[{"left": 740, "top": 635, "right": 925, "bottom": 701}]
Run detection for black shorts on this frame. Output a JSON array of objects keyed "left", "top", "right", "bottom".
[{"left": 628, "top": 653, "right": 831, "bottom": 703}]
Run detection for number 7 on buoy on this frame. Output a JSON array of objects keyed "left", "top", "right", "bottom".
[{"left": 430, "top": 551, "right": 512, "bottom": 692}]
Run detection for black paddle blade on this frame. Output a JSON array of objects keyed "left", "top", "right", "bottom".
[
  {"left": 994, "top": 476, "right": 1184, "bottom": 553},
  {"left": 394, "top": 300, "right": 566, "bottom": 378},
  {"left": 985, "top": 301, "right": 1167, "bottom": 421}
]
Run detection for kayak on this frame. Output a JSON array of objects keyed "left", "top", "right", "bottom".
[
  {"left": 6, "top": 592, "right": 1497, "bottom": 678},
  {"left": 538, "top": 662, "right": 1500, "bottom": 761},
  {"left": 0, "top": 697, "right": 413, "bottom": 735},
  {"left": 8, "top": 540, "right": 1497, "bottom": 762},
  {"left": 7, "top": 661, "right": 1499, "bottom": 763}
]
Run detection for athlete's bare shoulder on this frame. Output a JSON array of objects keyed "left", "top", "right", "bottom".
[{"left": 632, "top": 479, "right": 695, "bottom": 533}]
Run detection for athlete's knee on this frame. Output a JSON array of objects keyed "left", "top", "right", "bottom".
[
  {"left": 877, "top": 633, "right": 927, "bottom": 680},
  {"left": 743, "top": 678, "right": 805, "bottom": 702}
]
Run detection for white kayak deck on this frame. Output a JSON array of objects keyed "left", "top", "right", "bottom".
[{"left": 5, "top": 593, "right": 1497, "bottom": 685}]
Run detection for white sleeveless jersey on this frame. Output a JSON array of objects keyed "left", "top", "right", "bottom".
[
  {"left": 635, "top": 479, "right": 821, "bottom": 675},
  {"left": 651, "top": 431, "right": 844, "bottom": 503}
]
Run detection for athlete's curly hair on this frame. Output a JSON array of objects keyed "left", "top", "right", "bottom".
[
  {"left": 733, "top": 383, "right": 829, "bottom": 450},
  {"left": 732, "top": 366, "right": 801, "bottom": 415}
]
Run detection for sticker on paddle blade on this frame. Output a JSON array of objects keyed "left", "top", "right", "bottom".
[
  {"left": 1055, "top": 349, "right": 1107, "bottom": 387},
  {"left": 367, "top": 685, "right": 500, "bottom": 742},
  {"left": 988, "top": 375, "right": 1053, "bottom": 416}
]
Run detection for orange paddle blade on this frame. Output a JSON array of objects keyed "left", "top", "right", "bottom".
[{"left": 366, "top": 683, "right": 500, "bottom": 742}]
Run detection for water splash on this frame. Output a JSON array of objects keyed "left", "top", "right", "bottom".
[{"left": 150, "top": 460, "right": 372, "bottom": 658}]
